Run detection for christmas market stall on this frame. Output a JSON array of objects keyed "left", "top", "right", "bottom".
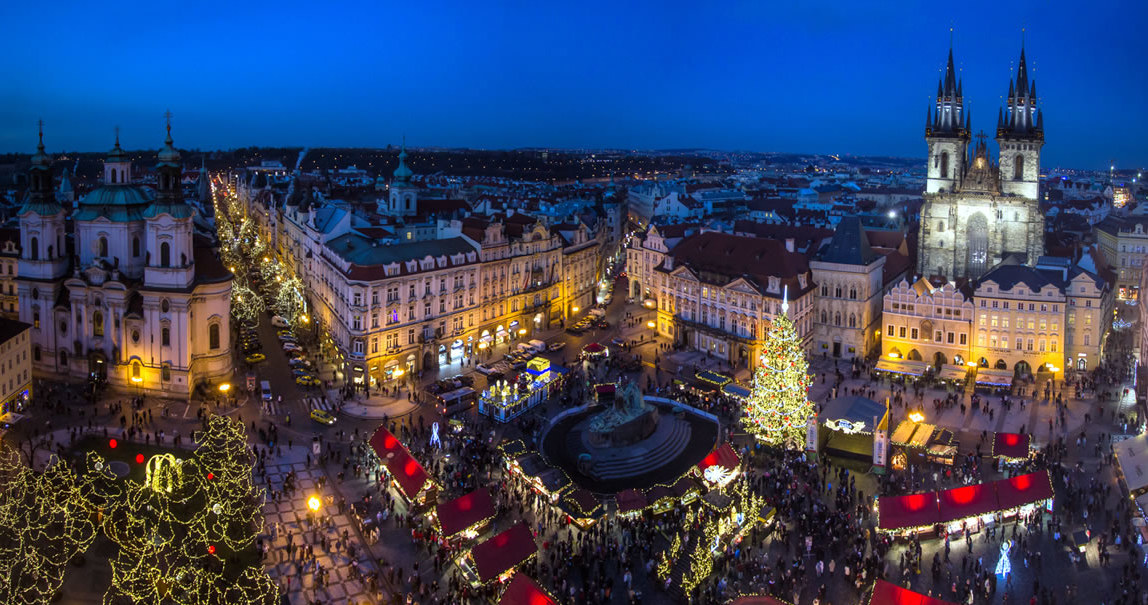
[
  {"left": 973, "top": 367, "right": 1013, "bottom": 392},
  {"left": 877, "top": 470, "right": 1055, "bottom": 537},
  {"left": 868, "top": 579, "right": 958, "bottom": 604},
  {"left": 498, "top": 573, "right": 558, "bottom": 605},
  {"left": 478, "top": 357, "right": 566, "bottom": 423},
  {"left": 507, "top": 451, "right": 570, "bottom": 502},
  {"left": 459, "top": 521, "right": 538, "bottom": 587},
  {"left": 697, "top": 442, "right": 741, "bottom": 488},
  {"left": 1113, "top": 431, "right": 1148, "bottom": 519},
  {"left": 695, "top": 370, "right": 732, "bottom": 388},
  {"left": 368, "top": 425, "right": 435, "bottom": 506},
  {"left": 616, "top": 488, "right": 647, "bottom": 518},
  {"left": 888, "top": 420, "right": 937, "bottom": 470},
  {"left": 721, "top": 382, "right": 752, "bottom": 401},
  {"left": 558, "top": 488, "right": 604, "bottom": 530},
  {"left": 936, "top": 363, "right": 970, "bottom": 387},
  {"left": 992, "top": 432, "right": 1032, "bottom": 463},
  {"left": 434, "top": 487, "right": 496, "bottom": 544},
  {"left": 818, "top": 395, "right": 889, "bottom": 464},
  {"left": 993, "top": 471, "right": 1055, "bottom": 519},
  {"left": 874, "top": 358, "right": 930, "bottom": 378},
  {"left": 581, "top": 342, "right": 608, "bottom": 359},
  {"left": 877, "top": 491, "right": 939, "bottom": 534}
]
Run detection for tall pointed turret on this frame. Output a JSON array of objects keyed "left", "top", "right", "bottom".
[
  {"left": 384, "top": 137, "right": 417, "bottom": 217},
  {"left": 144, "top": 112, "right": 196, "bottom": 290},
  {"left": 393, "top": 137, "right": 412, "bottom": 184},
  {"left": 20, "top": 123, "right": 62, "bottom": 217},
  {"left": 18, "top": 122, "right": 69, "bottom": 283},
  {"left": 925, "top": 41, "right": 970, "bottom": 194},
  {"left": 997, "top": 44, "right": 1044, "bottom": 200}
]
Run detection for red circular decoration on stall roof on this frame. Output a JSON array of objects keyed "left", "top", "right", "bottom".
[
  {"left": 108, "top": 439, "right": 118, "bottom": 449},
  {"left": 135, "top": 454, "right": 145, "bottom": 464}
]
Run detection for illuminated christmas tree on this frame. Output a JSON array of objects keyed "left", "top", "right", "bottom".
[{"left": 743, "top": 287, "right": 814, "bottom": 448}]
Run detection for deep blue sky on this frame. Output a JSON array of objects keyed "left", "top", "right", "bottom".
[{"left": 1, "top": 1, "right": 1145, "bottom": 169}]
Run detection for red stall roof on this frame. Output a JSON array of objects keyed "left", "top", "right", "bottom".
[
  {"left": 472, "top": 521, "right": 537, "bottom": 584},
  {"left": 368, "top": 425, "right": 430, "bottom": 500},
  {"left": 994, "top": 470, "right": 1054, "bottom": 511},
  {"left": 698, "top": 442, "right": 740, "bottom": 472},
  {"left": 498, "top": 574, "right": 556, "bottom": 605},
  {"left": 616, "top": 488, "right": 647, "bottom": 514},
  {"left": 878, "top": 492, "right": 939, "bottom": 531},
  {"left": 937, "top": 483, "right": 997, "bottom": 522},
  {"left": 437, "top": 488, "right": 496, "bottom": 538},
  {"left": 992, "top": 432, "right": 1031, "bottom": 460},
  {"left": 870, "top": 579, "right": 958, "bottom": 604}
]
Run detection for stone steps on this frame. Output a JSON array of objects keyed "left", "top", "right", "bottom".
[{"left": 589, "top": 418, "right": 690, "bottom": 480}]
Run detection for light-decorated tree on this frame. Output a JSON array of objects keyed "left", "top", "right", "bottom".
[
  {"left": 0, "top": 445, "right": 99, "bottom": 604},
  {"left": 230, "top": 282, "right": 265, "bottom": 327},
  {"left": 102, "top": 415, "right": 275, "bottom": 605},
  {"left": 743, "top": 288, "right": 815, "bottom": 448}
]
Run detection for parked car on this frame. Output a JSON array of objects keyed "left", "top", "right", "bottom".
[
  {"left": 296, "top": 375, "right": 320, "bottom": 387},
  {"left": 548, "top": 341, "right": 567, "bottom": 352},
  {"left": 245, "top": 353, "right": 266, "bottom": 364},
  {"left": 271, "top": 316, "right": 290, "bottom": 328},
  {"left": 476, "top": 363, "right": 496, "bottom": 375},
  {"left": 611, "top": 337, "right": 626, "bottom": 347},
  {"left": 310, "top": 409, "right": 336, "bottom": 425},
  {"left": 288, "top": 358, "right": 312, "bottom": 369},
  {"left": 282, "top": 343, "right": 302, "bottom": 352}
]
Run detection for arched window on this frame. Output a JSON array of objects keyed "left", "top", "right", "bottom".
[
  {"left": 162, "top": 327, "right": 170, "bottom": 347},
  {"left": 820, "top": 310, "right": 827, "bottom": 323},
  {"left": 99, "top": 237, "right": 108, "bottom": 257},
  {"left": 132, "top": 361, "right": 141, "bottom": 379},
  {"left": 834, "top": 312, "right": 841, "bottom": 326},
  {"left": 160, "top": 242, "right": 170, "bottom": 267},
  {"left": 29, "top": 237, "right": 38, "bottom": 260},
  {"left": 1014, "top": 154, "right": 1024, "bottom": 180},
  {"left": 92, "top": 310, "right": 104, "bottom": 337},
  {"left": 849, "top": 314, "right": 856, "bottom": 328},
  {"left": 937, "top": 221, "right": 944, "bottom": 232},
  {"left": 60, "top": 350, "right": 68, "bottom": 367},
  {"left": 209, "top": 323, "right": 220, "bottom": 350},
  {"left": 47, "top": 245, "right": 53, "bottom": 259},
  {"left": 849, "top": 288, "right": 857, "bottom": 300},
  {"left": 132, "top": 237, "right": 140, "bottom": 257},
  {"left": 161, "top": 363, "right": 171, "bottom": 382},
  {"left": 110, "top": 170, "right": 116, "bottom": 184},
  {"left": 940, "top": 152, "right": 950, "bottom": 178}
]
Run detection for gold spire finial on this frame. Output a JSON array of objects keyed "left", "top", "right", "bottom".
[
  {"left": 163, "top": 109, "right": 173, "bottom": 136},
  {"left": 37, "top": 119, "right": 44, "bottom": 145}
]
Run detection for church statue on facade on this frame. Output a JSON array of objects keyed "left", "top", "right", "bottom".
[{"left": 917, "top": 44, "right": 1045, "bottom": 281}]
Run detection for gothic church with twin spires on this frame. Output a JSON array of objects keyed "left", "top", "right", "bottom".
[{"left": 917, "top": 46, "right": 1045, "bottom": 281}]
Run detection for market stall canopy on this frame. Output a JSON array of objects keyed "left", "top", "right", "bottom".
[
  {"left": 472, "top": 521, "right": 537, "bottom": 584},
  {"left": 874, "top": 359, "right": 930, "bottom": 376},
  {"left": 368, "top": 425, "right": 430, "bottom": 500},
  {"left": 937, "top": 364, "right": 969, "bottom": 382},
  {"left": 869, "top": 579, "right": 958, "bottom": 604},
  {"left": 974, "top": 368, "right": 1013, "bottom": 387},
  {"left": 698, "top": 442, "right": 740, "bottom": 473},
  {"left": 822, "top": 395, "right": 887, "bottom": 434},
  {"left": 890, "top": 420, "right": 919, "bottom": 445},
  {"left": 563, "top": 489, "right": 602, "bottom": 518},
  {"left": 498, "top": 574, "right": 556, "bottom": 605},
  {"left": 695, "top": 370, "right": 732, "bottom": 386},
  {"left": 616, "top": 488, "right": 647, "bottom": 515},
  {"left": 583, "top": 342, "right": 607, "bottom": 354},
  {"left": 994, "top": 470, "right": 1054, "bottom": 511},
  {"left": 1115, "top": 431, "right": 1148, "bottom": 495},
  {"left": 878, "top": 492, "right": 939, "bottom": 530},
  {"left": 437, "top": 488, "right": 496, "bottom": 539},
  {"left": 721, "top": 383, "right": 752, "bottom": 399},
  {"left": 938, "top": 483, "right": 997, "bottom": 522},
  {"left": 992, "top": 433, "right": 1031, "bottom": 460}
]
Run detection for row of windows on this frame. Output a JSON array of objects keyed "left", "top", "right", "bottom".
[
  {"left": 979, "top": 315, "right": 1062, "bottom": 330},
  {"left": 887, "top": 324, "right": 967, "bottom": 345},
  {"left": 977, "top": 334, "right": 1062, "bottom": 351}
]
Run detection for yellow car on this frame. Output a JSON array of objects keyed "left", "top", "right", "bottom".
[
  {"left": 296, "top": 375, "right": 319, "bottom": 387},
  {"left": 245, "top": 353, "right": 266, "bottom": 364},
  {"left": 310, "top": 409, "right": 336, "bottom": 425}
]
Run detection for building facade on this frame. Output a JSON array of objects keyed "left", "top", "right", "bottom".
[
  {"left": 17, "top": 127, "right": 233, "bottom": 396},
  {"left": 0, "top": 318, "right": 32, "bottom": 420},
  {"left": 917, "top": 47, "right": 1045, "bottom": 280},
  {"left": 1095, "top": 216, "right": 1148, "bottom": 303},
  {"left": 881, "top": 278, "right": 975, "bottom": 367}
]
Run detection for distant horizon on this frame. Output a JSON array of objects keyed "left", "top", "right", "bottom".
[{"left": 3, "top": 1, "right": 1145, "bottom": 170}]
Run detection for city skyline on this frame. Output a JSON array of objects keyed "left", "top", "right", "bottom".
[{"left": 1, "top": 1, "right": 1146, "bottom": 169}]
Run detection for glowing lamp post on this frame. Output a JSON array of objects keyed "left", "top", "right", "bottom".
[
  {"left": 908, "top": 411, "right": 925, "bottom": 423},
  {"left": 307, "top": 496, "right": 321, "bottom": 513}
]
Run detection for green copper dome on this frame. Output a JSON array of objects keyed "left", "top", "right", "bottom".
[{"left": 73, "top": 185, "right": 154, "bottom": 222}]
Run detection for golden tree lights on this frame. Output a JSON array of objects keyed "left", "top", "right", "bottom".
[{"left": 743, "top": 309, "right": 814, "bottom": 449}]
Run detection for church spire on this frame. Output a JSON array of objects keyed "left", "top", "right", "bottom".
[
  {"left": 145, "top": 112, "right": 195, "bottom": 220},
  {"left": 393, "top": 136, "right": 413, "bottom": 184},
  {"left": 930, "top": 41, "right": 966, "bottom": 136},
  {"left": 20, "top": 121, "right": 63, "bottom": 216}
]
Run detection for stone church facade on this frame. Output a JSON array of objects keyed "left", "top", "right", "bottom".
[{"left": 917, "top": 47, "right": 1045, "bottom": 281}]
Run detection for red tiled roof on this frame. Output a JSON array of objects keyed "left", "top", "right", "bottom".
[
  {"left": 471, "top": 522, "right": 537, "bottom": 584},
  {"left": 436, "top": 488, "right": 496, "bottom": 538},
  {"left": 498, "top": 574, "right": 556, "bottom": 605},
  {"left": 698, "top": 442, "right": 739, "bottom": 472},
  {"left": 616, "top": 489, "right": 647, "bottom": 514},
  {"left": 869, "top": 579, "right": 958, "bottom": 604},
  {"left": 368, "top": 425, "right": 430, "bottom": 500}
]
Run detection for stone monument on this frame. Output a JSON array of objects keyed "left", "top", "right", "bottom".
[{"left": 587, "top": 380, "right": 659, "bottom": 447}]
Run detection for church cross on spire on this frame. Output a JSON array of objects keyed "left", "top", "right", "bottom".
[
  {"left": 37, "top": 119, "right": 44, "bottom": 146},
  {"left": 163, "top": 109, "right": 173, "bottom": 138}
]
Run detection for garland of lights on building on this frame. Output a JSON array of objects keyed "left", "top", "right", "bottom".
[{"left": 743, "top": 293, "right": 814, "bottom": 449}]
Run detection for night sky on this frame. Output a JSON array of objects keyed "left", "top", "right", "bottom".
[{"left": 1, "top": 1, "right": 1145, "bottom": 169}]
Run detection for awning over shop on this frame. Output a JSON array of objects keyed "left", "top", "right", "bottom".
[
  {"left": 874, "top": 359, "right": 929, "bottom": 376},
  {"left": 368, "top": 425, "right": 430, "bottom": 501},
  {"left": 878, "top": 492, "right": 939, "bottom": 530},
  {"left": 436, "top": 488, "right": 496, "bottom": 539},
  {"left": 992, "top": 433, "right": 1031, "bottom": 460},
  {"left": 695, "top": 370, "right": 732, "bottom": 386},
  {"left": 498, "top": 574, "right": 556, "bottom": 605},
  {"left": 471, "top": 521, "right": 537, "bottom": 584},
  {"left": 1115, "top": 432, "right": 1148, "bottom": 496},
  {"left": 563, "top": 489, "right": 602, "bottom": 518},
  {"left": 616, "top": 489, "right": 647, "bottom": 515},
  {"left": 698, "top": 442, "right": 740, "bottom": 473},
  {"left": 974, "top": 368, "right": 1013, "bottom": 386},
  {"left": 937, "top": 483, "right": 997, "bottom": 522},
  {"left": 869, "top": 579, "right": 958, "bottom": 604},
  {"left": 722, "top": 383, "right": 752, "bottom": 399},
  {"left": 890, "top": 420, "right": 918, "bottom": 445},
  {"left": 908, "top": 424, "right": 935, "bottom": 448},
  {"left": 994, "top": 471, "right": 1054, "bottom": 511},
  {"left": 937, "top": 364, "right": 969, "bottom": 381}
]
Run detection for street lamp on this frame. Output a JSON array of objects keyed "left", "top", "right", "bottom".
[
  {"left": 646, "top": 320, "right": 656, "bottom": 329},
  {"left": 307, "top": 496, "right": 321, "bottom": 512}
]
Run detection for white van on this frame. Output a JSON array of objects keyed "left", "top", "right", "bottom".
[
  {"left": 260, "top": 380, "right": 272, "bottom": 401},
  {"left": 528, "top": 339, "right": 546, "bottom": 353}
]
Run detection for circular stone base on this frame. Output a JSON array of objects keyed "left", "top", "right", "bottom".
[{"left": 108, "top": 461, "right": 130, "bottom": 478}]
